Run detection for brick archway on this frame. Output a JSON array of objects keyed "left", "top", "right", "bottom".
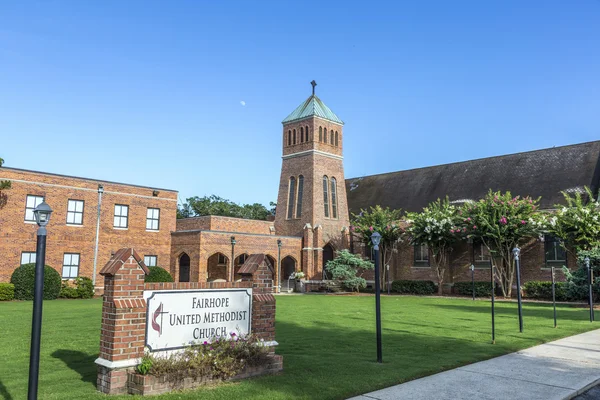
[
  {"left": 207, "top": 252, "right": 229, "bottom": 282},
  {"left": 179, "top": 253, "right": 190, "bottom": 282},
  {"left": 323, "top": 243, "right": 335, "bottom": 279}
]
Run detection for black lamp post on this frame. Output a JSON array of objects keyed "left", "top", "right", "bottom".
[
  {"left": 28, "top": 201, "right": 53, "bottom": 400},
  {"left": 277, "top": 239, "right": 282, "bottom": 293},
  {"left": 371, "top": 231, "right": 383, "bottom": 363},
  {"left": 490, "top": 259, "right": 495, "bottom": 344},
  {"left": 386, "top": 264, "right": 390, "bottom": 295},
  {"left": 551, "top": 266, "right": 557, "bottom": 328},
  {"left": 585, "top": 257, "right": 594, "bottom": 322},
  {"left": 512, "top": 247, "right": 524, "bottom": 333},
  {"left": 470, "top": 264, "right": 475, "bottom": 301},
  {"left": 230, "top": 236, "right": 236, "bottom": 282}
]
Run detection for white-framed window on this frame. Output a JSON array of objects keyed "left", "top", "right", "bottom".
[
  {"left": 545, "top": 235, "right": 567, "bottom": 267},
  {"left": 473, "top": 242, "right": 491, "bottom": 267},
  {"left": 62, "top": 253, "right": 80, "bottom": 278},
  {"left": 414, "top": 244, "right": 430, "bottom": 266},
  {"left": 67, "top": 199, "right": 84, "bottom": 225},
  {"left": 113, "top": 204, "right": 129, "bottom": 228},
  {"left": 144, "top": 255, "right": 157, "bottom": 267},
  {"left": 218, "top": 254, "right": 227, "bottom": 264},
  {"left": 146, "top": 208, "right": 160, "bottom": 230},
  {"left": 25, "top": 195, "right": 44, "bottom": 222},
  {"left": 21, "top": 252, "right": 36, "bottom": 265}
]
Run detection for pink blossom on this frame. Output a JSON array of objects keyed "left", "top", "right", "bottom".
[
  {"left": 521, "top": 220, "right": 526, "bottom": 225},
  {"left": 467, "top": 217, "right": 471, "bottom": 222},
  {"left": 473, "top": 225, "right": 477, "bottom": 229},
  {"left": 369, "top": 226, "right": 374, "bottom": 231},
  {"left": 499, "top": 217, "right": 508, "bottom": 225}
]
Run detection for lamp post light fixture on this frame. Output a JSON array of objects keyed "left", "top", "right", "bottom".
[
  {"left": 585, "top": 257, "right": 594, "bottom": 322},
  {"left": 470, "top": 264, "right": 475, "bottom": 301},
  {"left": 386, "top": 264, "right": 390, "bottom": 295},
  {"left": 230, "top": 236, "right": 236, "bottom": 282},
  {"left": 277, "top": 239, "right": 282, "bottom": 293},
  {"left": 92, "top": 184, "right": 104, "bottom": 287},
  {"left": 28, "top": 201, "right": 53, "bottom": 400},
  {"left": 371, "top": 231, "right": 383, "bottom": 363},
  {"left": 512, "top": 247, "right": 524, "bottom": 333}
]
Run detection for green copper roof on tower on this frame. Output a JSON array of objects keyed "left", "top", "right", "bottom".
[{"left": 282, "top": 81, "right": 344, "bottom": 125}]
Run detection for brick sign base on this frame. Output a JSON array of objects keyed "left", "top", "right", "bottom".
[{"left": 95, "top": 249, "right": 282, "bottom": 395}]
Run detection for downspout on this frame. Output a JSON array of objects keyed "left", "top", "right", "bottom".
[{"left": 92, "top": 184, "right": 104, "bottom": 287}]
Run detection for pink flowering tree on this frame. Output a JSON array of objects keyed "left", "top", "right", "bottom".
[
  {"left": 351, "top": 205, "right": 404, "bottom": 286},
  {"left": 407, "top": 197, "right": 460, "bottom": 295},
  {"left": 459, "top": 190, "right": 545, "bottom": 297}
]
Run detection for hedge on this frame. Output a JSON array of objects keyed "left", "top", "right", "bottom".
[
  {"left": 454, "top": 281, "right": 492, "bottom": 297},
  {"left": 523, "top": 281, "right": 569, "bottom": 302},
  {"left": 10, "top": 264, "right": 62, "bottom": 300},
  {"left": 0, "top": 283, "right": 15, "bottom": 301},
  {"left": 59, "top": 277, "right": 94, "bottom": 299},
  {"left": 145, "top": 266, "right": 174, "bottom": 283},
  {"left": 391, "top": 280, "right": 436, "bottom": 295}
]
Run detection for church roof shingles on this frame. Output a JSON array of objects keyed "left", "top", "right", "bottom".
[{"left": 345, "top": 141, "right": 600, "bottom": 214}]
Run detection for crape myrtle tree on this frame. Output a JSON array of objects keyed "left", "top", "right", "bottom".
[
  {"left": 0, "top": 157, "right": 10, "bottom": 211},
  {"left": 325, "top": 249, "right": 374, "bottom": 292},
  {"left": 177, "top": 195, "right": 275, "bottom": 221},
  {"left": 459, "top": 190, "right": 545, "bottom": 297},
  {"left": 547, "top": 187, "right": 600, "bottom": 252},
  {"left": 407, "top": 197, "right": 460, "bottom": 295},
  {"left": 351, "top": 205, "right": 404, "bottom": 287}
]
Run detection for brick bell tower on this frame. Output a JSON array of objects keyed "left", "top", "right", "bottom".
[{"left": 274, "top": 81, "right": 350, "bottom": 280}]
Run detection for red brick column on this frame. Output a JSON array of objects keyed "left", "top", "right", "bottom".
[{"left": 95, "top": 248, "right": 149, "bottom": 395}]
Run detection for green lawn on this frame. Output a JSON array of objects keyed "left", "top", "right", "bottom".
[{"left": 0, "top": 295, "right": 597, "bottom": 400}]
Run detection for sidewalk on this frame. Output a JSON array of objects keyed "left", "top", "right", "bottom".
[{"left": 350, "top": 329, "right": 600, "bottom": 400}]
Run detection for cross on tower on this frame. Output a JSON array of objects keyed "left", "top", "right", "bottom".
[{"left": 311, "top": 80, "right": 317, "bottom": 95}]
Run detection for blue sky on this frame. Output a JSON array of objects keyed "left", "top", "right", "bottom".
[{"left": 1, "top": 1, "right": 599, "bottom": 207}]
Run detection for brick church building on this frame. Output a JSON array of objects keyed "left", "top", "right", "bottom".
[{"left": 1, "top": 84, "right": 599, "bottom": 293}]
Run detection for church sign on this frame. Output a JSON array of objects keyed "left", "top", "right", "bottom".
[{"left": 144, "top": 288, "right": 253, "bottom": 352}]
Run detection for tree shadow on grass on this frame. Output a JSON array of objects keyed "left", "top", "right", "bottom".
[
  {"left": 51, "top": 350, "right": 98, "bottom": 387},
  {"left": 431, "top": 302, "right": 594, "bottom": 322},
  {"left": 0, "top": 378, "right": 13, "bottom": 400}
]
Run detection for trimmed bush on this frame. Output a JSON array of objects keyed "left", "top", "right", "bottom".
[
  {"left": 454, "top": 281, "right": 492, "bottom": 297},
  {"left": 59, "top": 277, "right": 94, "bottom": 299},
  {"left": 391, "top": 280, "right": 436, "bottom": 295},
  {"left": 145, "top": 266, "right": 174, "bottom": 283},
  {"left": 0, "top": 283, "right": 15, "bottom": 301},
  {"left": 10, "top": 264, "right": 61, "bottom": 300},
  {"left": 523, "top": 281, "right": 570, "bottom": 302}
]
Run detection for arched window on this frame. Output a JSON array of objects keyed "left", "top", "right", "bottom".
[
  {"left": 330, "top": 131, "right": 334, "bottom": 144},
  {"left": 287, "top": 130, "right": 291, "bottom": 146},
  {"left": 319, "top": 126, "right": 322, "bottom": 142},
  {"left": 300, "top": 127, "right": 304, "bottom": 143},
  {"left": 323, "top": 176, "right": 330, "bottom": 218},
  {"left": 330, "top": 177, "right": 338, "bottom": 219},
  {"left": 287, "top": 177, "right": 296, "bottom": 219},
  {"left": 305, "top": 126, "right": 309, "bottom": 142},
  {"left": 296, "top": 175, "right": 304, "bottom": 218},
  {"left": 293, "top": 129, "right": 296, "bottom": 145},
  {"left": 335, "top": 131, "right": 339, "bottom": 147},
  {"left": 324, "top": 128, "right": 328, "bottom": 144}
]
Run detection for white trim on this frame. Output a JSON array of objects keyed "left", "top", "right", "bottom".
[
  {"left": 24, "top": 220, "right": 37, "bottom": 225},
  {"left": 260, "top": 340, "right": 279, "bottom": 347},
  {"left": 95, "top": 357, "right": 140, "bottom": 369},
  {"left": 282, "top": 149, "right": 343, "bottom": 161},
  {"left": 0, "top": 177, "right": 178, "bottom": 202},
  {"left": 66, "top": 224, "right": 84, "bottom": 228},
  {"left": 113, "top": 227, "right": 128, "bottom": 231},
  {"left": 303, "top": 247, "right": 323, "bottom": 251},
  {"left": 145, "top": 229, "right": 160, "bottom": 232}
]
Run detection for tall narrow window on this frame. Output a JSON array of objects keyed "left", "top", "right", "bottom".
[
  {"left": 62, "top": 253, "right": 80, "bottom": 278},
  {"left": 300, "top": 127, "right": 304, "bottom": 143},
  {"left": 331, "top": 131, "right": 334, "bottom": 144},
  {"left": 335, "top": 131, "right": 339, "bottom": 147},
  {"left": 414, "top": 244, "right": 429, "bottom": 266},
  {"left": 305, "top": 126, "right": 309, "bottom": 142},
  {"left": 66, "top": 199, "right": 84, "bottom": 225},
  {"left": 146, "top": 208, "right": 160, "bottom": 230},
  {"left": 473, "top": 242, "right": 491, "bottom": 267},
  {"left": 113, "top": 204, "right": 129, "bottom": 228},
  {"left": 319, "top": 127, "right": 323, "bottom": 142},
  {"left": 323, "top": 176, "right": 330, "bottom": 218},
  {"left": 296, "top": 175, "right": 304, "bottom": 218},
  {"left": 330, "top": 177, "right": 338, "bottom": 219},
  {"left": 323, "top": 128, "right": 328, "bottom": 144},
  {"left": 25, "top": 195, "right": 44, "bottom": 222},
  {"left": 287, "top": 177, "right": 296, "bottom": 219},
  {"left": 288, "top": 130, "right": 291, "bottom": 146},
  {"left": 545, "top": 235, "right": 567, "bottom": 268}
]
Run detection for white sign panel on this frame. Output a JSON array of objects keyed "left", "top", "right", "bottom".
[{"left": 144, "top": 288, "right": 252, "bottom": 352}]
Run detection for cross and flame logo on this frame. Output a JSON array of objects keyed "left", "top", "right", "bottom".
[{"left": 151, "top": 302, "right": 168, "bottom": 336}]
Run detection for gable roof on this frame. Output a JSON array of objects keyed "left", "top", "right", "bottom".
[
  {"left": 346, "top": 141, "right": 600, "bottom": 214},
  {"left": 238, "top": 254, "right": 274, "bottom": 275},
  {"left": 100, "top": 248, "right": 149, "bottom": 276},
  {"left": 282, "top": 95, "right": 344, "bottom": 125}
]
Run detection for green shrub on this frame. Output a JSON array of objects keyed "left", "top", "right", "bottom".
[
  {"left": 144, "top": 266, "right": 174, "bottom": 283},
  {"left": 454, "top": 281, "right": 492, "bottom": 297},
  {"left": 523, "top": 281, "right": 570, "bottom": 302},
  {"left": 391, "top": 280, "right": 436, "bottom": 295},
  {"left": 0, "top": 283, "right": 15, "bottom": 301},
  {"left": 59, "top": 281, "right": 79, "bottom": 299},
  {"left": 10, "top": 264, "right": 61, "bottom": 300},
  {"left": 59, "top": 277, "right": 95, "bottom": 299}
]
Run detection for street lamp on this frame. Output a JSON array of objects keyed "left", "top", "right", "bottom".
[
  {"left": 277, "top": 239, "right": 282, "bottom": 293},
  {"left": 386, "top": 264, "right": 390, "bottom": 295},
  {"left": 28, "top": 201, "right": 53, "bottom": 400},
  {"left": 371, "top": 231, "right": 383, "bottom": 363},
  {"left": 230, "top": 236, "right": 236, "bottom": 282},
  {"left": 512, "top": 247, "right": 524, "bottom": 333},
  {"left": 585, "top": 257, "right": 594, "bottom": 322},
  {"left": 470, "top": 264, "right": 475, "bottom": 301}
]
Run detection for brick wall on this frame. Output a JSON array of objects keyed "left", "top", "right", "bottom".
[
  {"left": 0, "top": 167, "right": 177, "bottom": 285},
  {"left": 176, "top": 215, "right": 274, "bottom": 235}
]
